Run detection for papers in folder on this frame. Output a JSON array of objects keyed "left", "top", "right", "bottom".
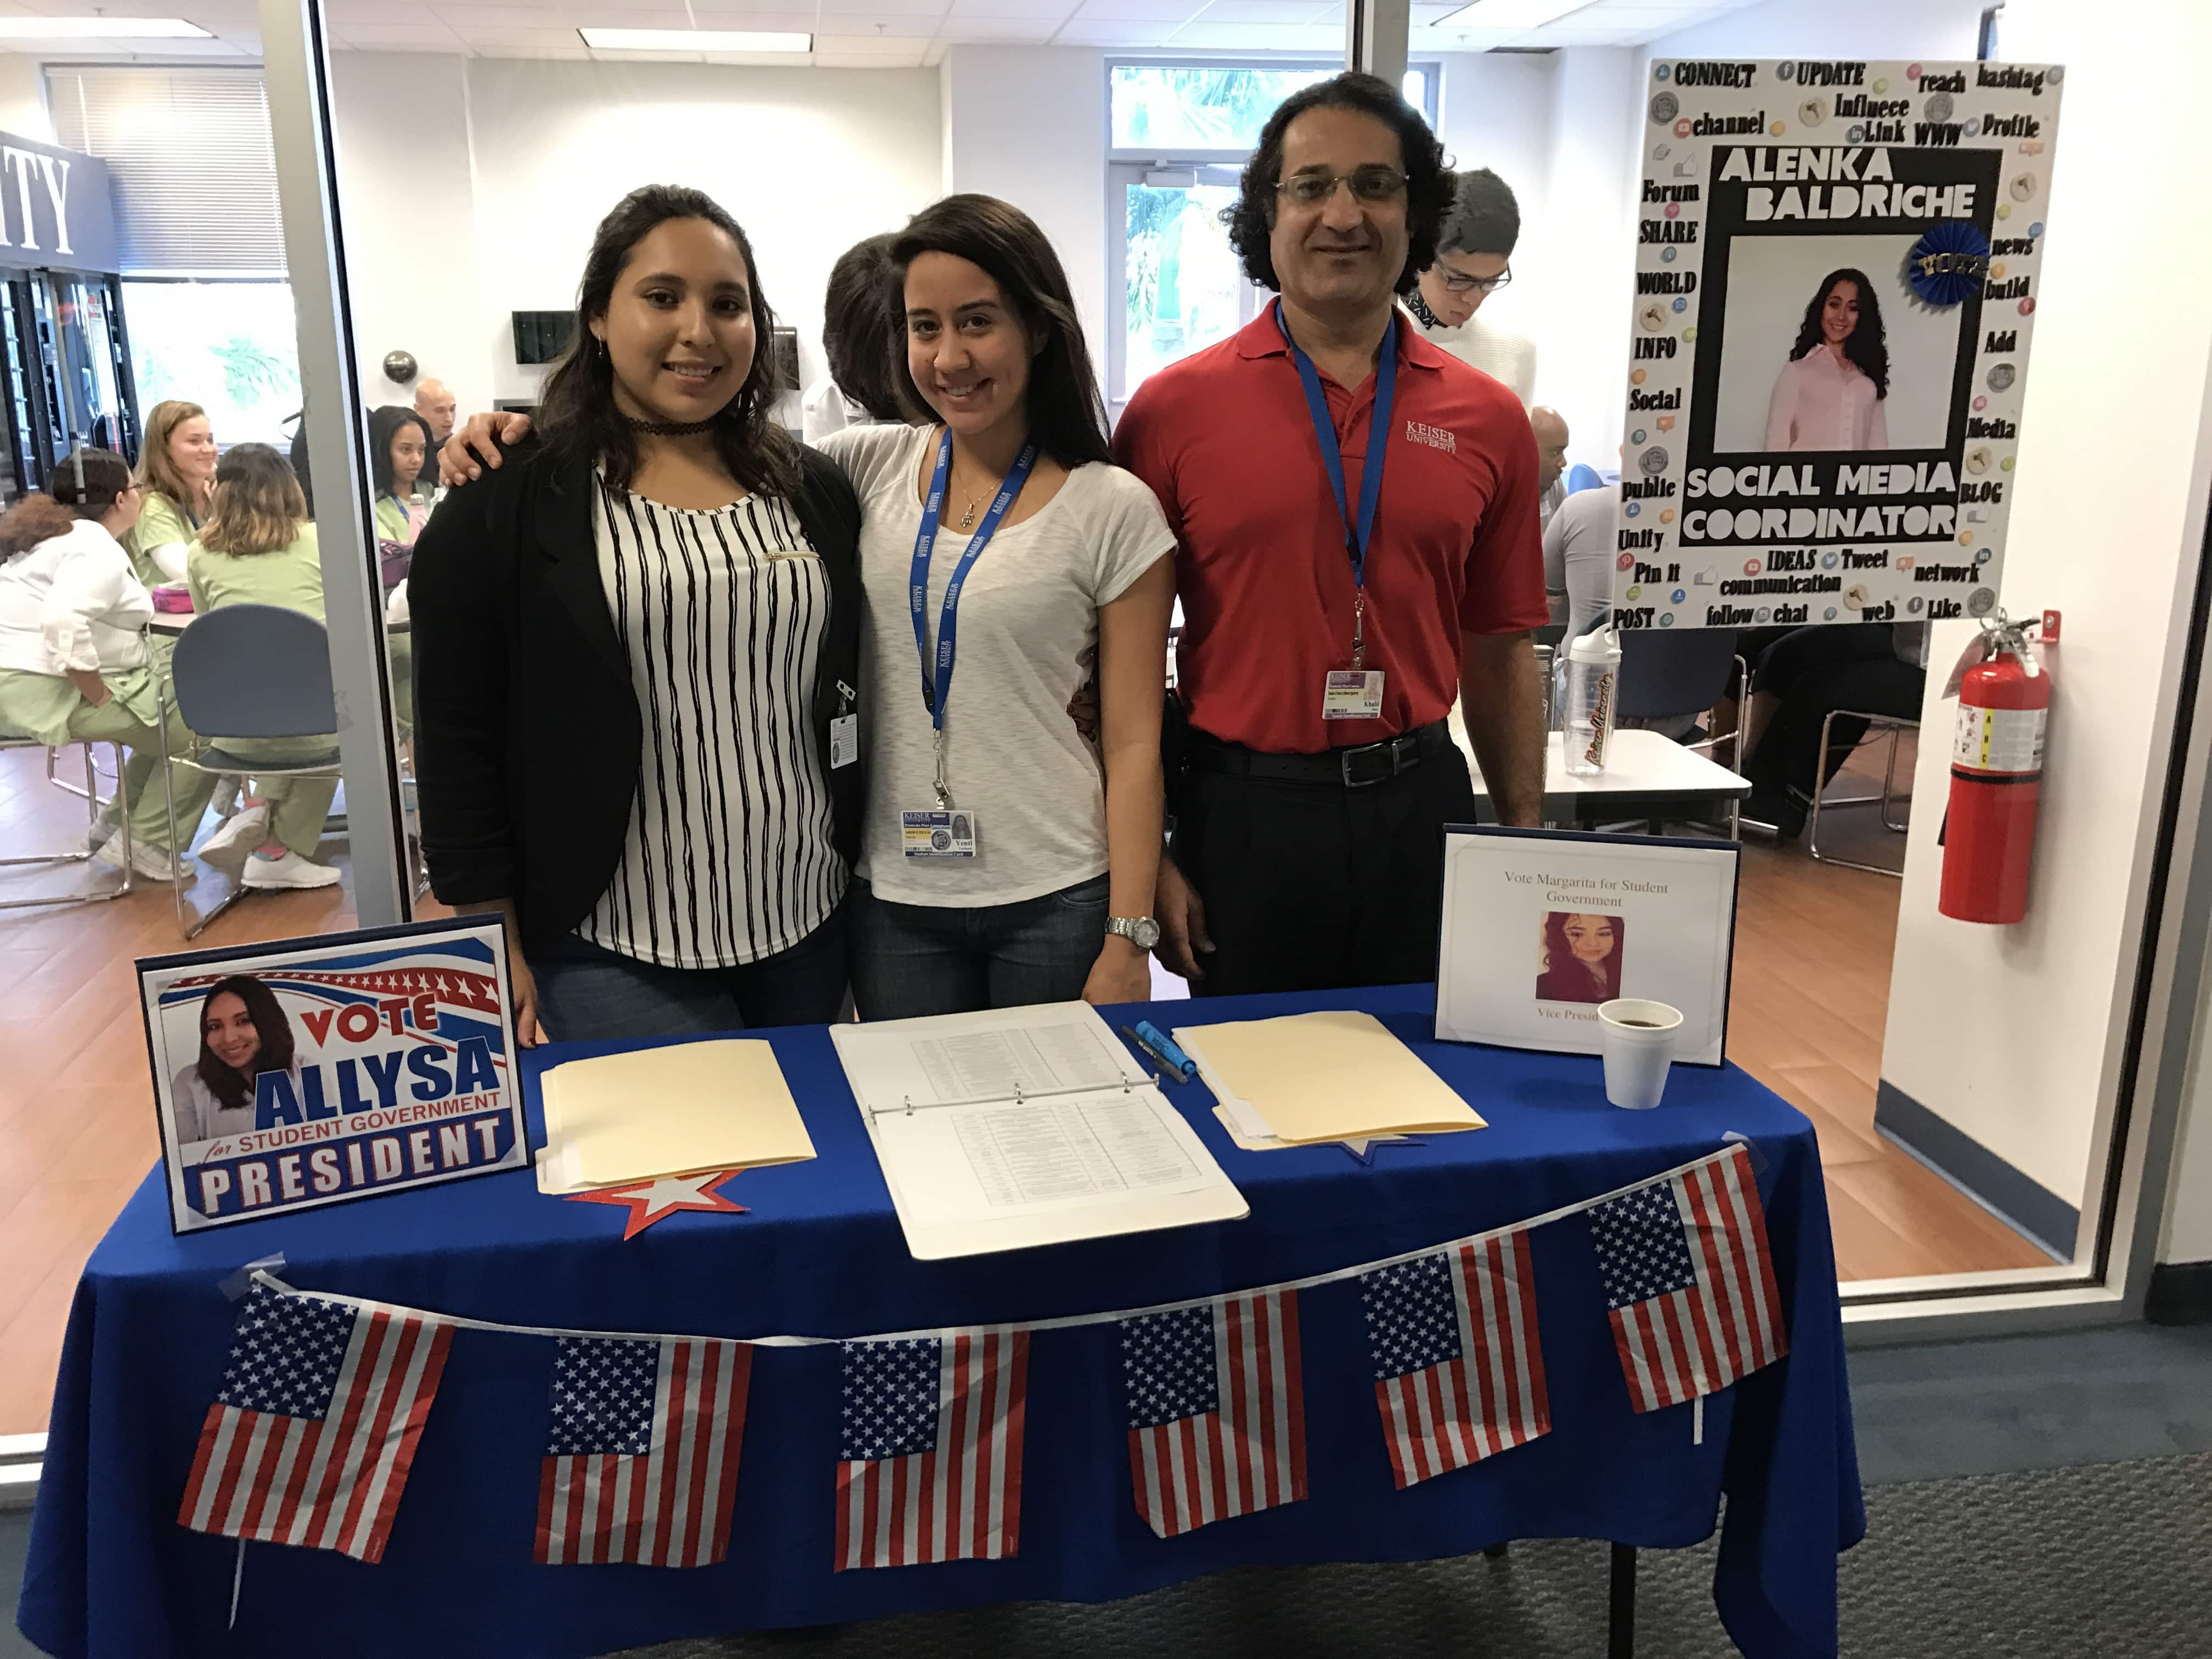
[
  {"left": 831, "top": 1002, "right": 1247, "bottom": 1260},
  {"left": 536, "top": 1039, "right": 816, "bottom": 1195},
  {"left": 1174, "top": 1011, "right": 1485, "bottom": 1144}
]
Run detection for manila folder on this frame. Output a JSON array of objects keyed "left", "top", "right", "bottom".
[
  {"left": 1175, "top": 1011, "right": 1483, "bottom": 1144},
  {"left": 540, "top": 1039, "right": 815, "bottom": 1192}
]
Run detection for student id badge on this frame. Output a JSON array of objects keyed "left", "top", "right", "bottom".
[
  {"left": 901, "top": 809, "right": 979, "bottom": 859},
  {"left": 831, "top": 714, "right": 858, "bottom": 769},
  {"left": 1322, "top": 669, "right": 1385, "bottom": 719}
]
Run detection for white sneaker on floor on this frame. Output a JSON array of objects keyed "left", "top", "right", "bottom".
[
  {"left": 241, "top": 849, "right": 341, "bottom": 890},
  {"left": 93, "top": 836, "right": 193, "bottom": 883},
  {"left": 85, "top": 817, "right": 118, "bottom": 852},
  {"left": 195, "top": 803, "right": 269, "bottom": 873}
]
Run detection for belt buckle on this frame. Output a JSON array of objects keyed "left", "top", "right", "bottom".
[{"left": 1340, "top": 736, "right": 1406, "bottom": 789}]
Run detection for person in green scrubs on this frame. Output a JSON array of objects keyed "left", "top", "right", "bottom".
[
  {"left": 185, "top": 444, "right": 344, "bottom": 891},
  {"left": 369, "top": 405, "right": 434, "bottom": 549},
  {"left": 0, "top": 448, "right": 218, "bottom": 882},
  {"left": 125, "top": 400, "right": 218, "bottom": 587}
]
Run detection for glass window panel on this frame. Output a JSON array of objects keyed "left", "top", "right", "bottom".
[
  {"left": 1110, "top": 64, "right": 1435, "bottom": 151},
  {"left": 1123, "top": 179, "right": 1247, "bottom": 396},
  {"left": 119, "top": 279, "right": 302, "bottom": 447}
]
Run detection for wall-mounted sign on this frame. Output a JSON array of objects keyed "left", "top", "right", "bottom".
[
  {"left": 1615, "top": 60, "right": 2065, "bottom": 630},
  {"left": 0, "top": 128, "right": 119, "bottom": 274},
  {"left": 140, "top": 918, "right": 528, "bottom": 1233}
]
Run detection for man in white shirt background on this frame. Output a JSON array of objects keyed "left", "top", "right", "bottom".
[{"left": 1403, "top": 167, "right": 1538, "bottom": 408}]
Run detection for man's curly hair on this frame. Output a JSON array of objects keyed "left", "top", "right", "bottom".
[{"left": 1221, "top": 71, "right": 1451, "bottom": 296}]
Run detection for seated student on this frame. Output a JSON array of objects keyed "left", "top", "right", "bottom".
[
  {"left": 185, "top": 445, "right": 345, "bottom": 890},
  {"left": 127, "top": 400, "right": 218, "bottom": 586},
  {"left": 369, "top": 405, "right": 435, "bottom": 549},
  {"left": 1740, "top": 621, "right": 1926, "bottom": 836},
  {"left": 0, "top": 448, "right": 220, "bottom": 882},
  {"left": 803, "top": 233, "right": 906, "bottom": 443}
]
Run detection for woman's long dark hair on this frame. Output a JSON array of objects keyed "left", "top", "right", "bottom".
[
  {"left": 1789, "top": 267, "right": 1889, "bottom": 399},
  {"left": 194, "top": 974, "right": 297, "bottom": 1113},
  {"left": 535, "top": 184, "right": 799, "bottom": 497},
  {"left": 0, "top": 447, "right": 132, "bottom": 559},
  {"left": 889, "top": 195, "right": 1112, "bottom": 471},
  {"left": 368, "top": 405, "right": 432, "bottom": 500},
  {"left": 1540, "top": 910, "right": 1625, "bottom": 995}
]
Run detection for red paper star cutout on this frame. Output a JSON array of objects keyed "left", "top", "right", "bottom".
[{"left": 566, "top": 1169, "right": 749, "bottom": 1240}]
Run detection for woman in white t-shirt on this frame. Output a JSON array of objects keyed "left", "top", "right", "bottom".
[{"left": 822, "top": 194, "right": 1175, "bottom": 1019}]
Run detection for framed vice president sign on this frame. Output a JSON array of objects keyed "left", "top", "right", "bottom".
[
  {"left": 139, "top": 917, "right": 528, "bottom": 1233},
  {"left": 1435, "top": 827, "right": 1740, "bottom": 1065}
]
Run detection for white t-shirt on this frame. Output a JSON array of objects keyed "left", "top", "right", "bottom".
[
  {"left": 1407, "top": 309, "right": 1538, "bottom": 407},
  {"left": 821, "top": 423, "right": 1173, "bottom": 906}
]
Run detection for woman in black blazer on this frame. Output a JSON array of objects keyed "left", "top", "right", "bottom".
[{"left": 411, "top": 185, "right": 864, "bottom": 1043}]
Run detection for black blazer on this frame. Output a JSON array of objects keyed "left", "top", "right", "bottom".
[{"left": 409, "top": 439, "right": 865, "bottom": 953}]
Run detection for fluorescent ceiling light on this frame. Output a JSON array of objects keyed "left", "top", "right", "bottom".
[
  {"left": 1434, "top": 0, "right": 1593, "bottom": 29},
  {"left": 0, "top": 15, "right": 211, "bottom": 37},
  {"left": 578, "top": 26, "right": 812, "bottom": 53}
]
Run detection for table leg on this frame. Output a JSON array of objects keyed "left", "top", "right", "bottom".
[{"left": 1609, "top": 1543, "right": 1637, "bottom": 1658}]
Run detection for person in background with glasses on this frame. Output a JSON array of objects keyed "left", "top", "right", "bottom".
[
  {"left": 1403, "top": 167, "right": 1537, "bottom": 409},
  {"left": 1115, "top": 72, "right": 1548, "bottom": 998}
]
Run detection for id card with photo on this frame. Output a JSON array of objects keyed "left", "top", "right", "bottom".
[
  {"left": 901, "top": 809, "right": 979, "bottom": 859},
  {"left": 1322, "top": 669, "right": 1384, "bottom": 720}
]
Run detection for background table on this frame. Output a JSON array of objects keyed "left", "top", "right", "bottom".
[
  {"left": 19, "top": 985, "right": 1861, "bottom": 1659},
  {"left": 1468, "top": 729, "right": 1751, "bottom": 831}
]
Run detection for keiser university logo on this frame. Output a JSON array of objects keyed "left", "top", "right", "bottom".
[{"left": 1405, "top": 419, "right": 1456, "bottom": 454}]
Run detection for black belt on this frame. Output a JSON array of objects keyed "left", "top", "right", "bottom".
[{"left": 1187, "top": 721, "right": 1452, "bottom": 789}]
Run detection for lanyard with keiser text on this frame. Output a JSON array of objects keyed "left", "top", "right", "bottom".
[
  {"left": 909, "top": 425, "right": 1038, "bottom": 811},
  {"left": 1276, "top": 297, "right": 1397, "bottom": 719}
]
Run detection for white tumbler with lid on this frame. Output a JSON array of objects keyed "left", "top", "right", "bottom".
[{"left": 1562, "top": 627, "right": 1622, "bottom": 777}]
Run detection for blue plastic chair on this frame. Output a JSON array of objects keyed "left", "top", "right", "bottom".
[
  {"left": 1565, "top": 463, "right": 1604, "bottom": 496},
  {"left": 159, "top": 604, "right": 343, "bottom": 937}
]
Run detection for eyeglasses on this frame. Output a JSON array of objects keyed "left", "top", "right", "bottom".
[
  {"left": 1438, "top": 262, "right": 1513, "bottom": 296},
  {"left": 1276, "top": 167, "right": 1407, "bottom": 207}
]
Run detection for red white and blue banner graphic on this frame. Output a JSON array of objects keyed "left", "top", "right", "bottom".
[{"left": 139, "top": 917, "right": 526, "bottom": 1233}]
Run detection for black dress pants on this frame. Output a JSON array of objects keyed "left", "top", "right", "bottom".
[
  {"left": 1171, "top": 742, "right": 1480, "bottom": 997},
  {"left": 1746, "top": 624, "right": 1925, "bottom": 831}
]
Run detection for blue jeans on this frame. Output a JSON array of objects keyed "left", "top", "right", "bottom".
[
  {"left": 849, "top": 873, "right": 1110, "bottom": 1020},
  {"left": 531, "top": 900, "right": 850, "bottom": 1041}
]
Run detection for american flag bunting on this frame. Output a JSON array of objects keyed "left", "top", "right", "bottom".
[
  {"left": 177, "top": 1282, "right": 451, "bottom": 1564},
  {"left": 1587, "top": 1144, "right": 1787, "bottom": 1413},
  {"left": 535, "top": 1335, "right": 751, "bottom": 1566},
  {"left": 1360, "top": 1231, "right": 1550, "bottom": 1488},
  {"left": 836, "top": 1328, "right": 1028, "bottom": 1570},
  {"left": 1121, "top": 1289, "right": 1306, "bottom": 1538}
]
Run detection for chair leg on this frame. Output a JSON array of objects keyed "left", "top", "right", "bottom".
[
  {"left": 1609, "top": 1544, "right": 1637, "bottom": 1658},
  {"left": 1807, "top": 711, "right": 1911, "bottom": 877},
  {"left": 0, "top": 740, "right": 133, "bottom": 910}
]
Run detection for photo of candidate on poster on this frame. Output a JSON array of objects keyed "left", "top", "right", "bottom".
[
  {"left": 1616, "top": 59, "right": 2064, "bottom": 631},
  {"left": 1536, "top": 911, "right": 1628, "bottom": 1006},
  {"left": 169, "top": 974, "right": 307, "bottom": 1146}
]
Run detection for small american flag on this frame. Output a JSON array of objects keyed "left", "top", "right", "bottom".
[
  {"left": 1360, "top": 1231, "right": 1550, "bottom": 1489},
  {"left": 1588, "top": 1145, "right": 1787, "bottom": 1414},
  {"left": 535, "top": 1336, "right": 751, "bottom": 1567},
  {"left": 836, "top": 1328, "right": 1028, "bottom": 1570},
  {"left": 176, "top": 1283, "right": 451, "bottom": 1564},
  {"left": 1121, "top": 1289, "right": 1306, "bottom": 1538}
]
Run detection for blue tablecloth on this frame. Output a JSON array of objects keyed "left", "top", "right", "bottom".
[{"left": 19, "top": 984, "right": 1862, "bottom": 1659}]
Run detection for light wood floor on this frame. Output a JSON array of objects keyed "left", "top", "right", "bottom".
[{"left": 0, "top": 735, "right": 2050, "bottom": 1435}]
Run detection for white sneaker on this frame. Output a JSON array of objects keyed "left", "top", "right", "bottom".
[
  {"left": 241, "top": 849, "right": 341, "bottom": 890},
  {"left": 93, "top": 836, "right": 193, "bottom": 883},
  {"left": 85, "top": 817, "right": 118, "bottom": 853},
  {"left": 195, "top": 803, "right": 270, "bottom": 873}
]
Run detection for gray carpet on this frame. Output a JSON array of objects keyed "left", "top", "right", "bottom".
[{"left": 621, "top": 1452, "right": 2212, "bottom": 1659}]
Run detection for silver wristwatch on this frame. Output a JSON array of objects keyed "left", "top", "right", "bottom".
[{"left": 1106, "top": 915, "right": 1163, "bottom": 951}]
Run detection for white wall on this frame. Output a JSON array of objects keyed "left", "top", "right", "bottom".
[
  {"left": 1432, "top": 49, "right": 1556, "bottom": 406},
  {"left": 330, "top": 53, "right": 487, "bottom": 415},
  {"left": 0, "top": 55, "right": 53, "bottom": 146},
  {"left": 1877, "top": 2, "right": 2212, "bottom": 1231}
]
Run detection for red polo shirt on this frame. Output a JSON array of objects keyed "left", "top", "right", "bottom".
[{"left": 1116, "top": 308, "right": 1548, "bottom": 755}]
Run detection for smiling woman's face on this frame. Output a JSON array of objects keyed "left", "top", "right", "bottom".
[
  {"left": 203, "top": 991, "right": 261, "bottom": 1073},
  {"left": 1562, "top": 913, "right": 1616, "bottom": 964},
  {"left": 1821, "top": 280, "right": 1860, "bottom": 346},
  {"left": 592, "top": 216, "right": 757, "bottom": 428}
]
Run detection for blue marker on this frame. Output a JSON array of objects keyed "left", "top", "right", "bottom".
[{"left": 1121, "top": 1021, "right": 1195, "bottom": 1084}]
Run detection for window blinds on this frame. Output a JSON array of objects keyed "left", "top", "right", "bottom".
[{"left": 47, "top": 66, "right": 286, "bottom": 277}]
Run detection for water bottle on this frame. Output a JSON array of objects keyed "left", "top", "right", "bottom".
[{"left": 1562, "top": 627, "right": 1622, "bottom": 777}]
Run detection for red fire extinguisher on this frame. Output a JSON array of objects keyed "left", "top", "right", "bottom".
[{"left": 1939, "top": 611, "right": 2055, "bottom": 924}]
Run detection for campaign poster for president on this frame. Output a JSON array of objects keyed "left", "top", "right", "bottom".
[
  {"left": 1616, "top": 58, "right": 2063, "bottom": 630},
  {"left": 140, "top": 917, "right": 527, "bottom": 1233}
]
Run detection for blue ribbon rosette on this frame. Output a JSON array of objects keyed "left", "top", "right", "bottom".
[{"left": 1906, "top": 221, "right": 1991, "bottom": 307}]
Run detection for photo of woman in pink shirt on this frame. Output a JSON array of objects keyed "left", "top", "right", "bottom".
[{"left": 1764, "top": 267, "right": 1891, "bottom": 452}]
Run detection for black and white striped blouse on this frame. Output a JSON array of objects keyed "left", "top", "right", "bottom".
[{"left": 575, "top": 477, "right": 844, "bottom": 970}]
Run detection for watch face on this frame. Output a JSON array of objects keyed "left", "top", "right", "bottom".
[{"left": 1115, "top": 917, "right": 1161, "bottom": 950}]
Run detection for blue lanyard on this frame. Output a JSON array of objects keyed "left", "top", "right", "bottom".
[
  {"left": 909, "top": 427, "right": 1038, "bottom": 797},
  {"left": 1277, "top": 298, "right": 1396, "bottom": 663}
]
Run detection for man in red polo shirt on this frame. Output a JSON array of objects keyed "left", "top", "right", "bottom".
[{"left": 1116, "top": 70, "right": 1548, "bottom": 996}]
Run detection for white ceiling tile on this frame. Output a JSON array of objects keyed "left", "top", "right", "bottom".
[
  {"left": 454, "top": 24, "right": 583, "bottom": 44},
  {"left": 467, "top": 40, "right": 590, "bottom": 54},
  {"left": 811, "top": 45, "right": 930, "bottom": 63},
  {"left": 1165, "top": 18, "right": 1335, "bottom": 46},
  {"left": 432, "top": 5, "right": 602, "bottom": 25},
  {"left": 812, "top": 29, "right": 932, "bottom": 48},
  {"left": 1197, "top": 0, "right": 1326, "bottom": 20},
  {"left": 329, "top": 1, "right": 441, "bottom": 22},
  {"left": 342, "top": 22, "right": 462, "bottom": 43},
  {"left": 934, "top": 14, "right": 1058, "bottom": 35},
  {"left": 1073, "top": 0, "right": 1198, "bottom": 19},
  {"left": 338, "top": 35, "right": 477, "bottom": 48},
  {"left": 817, "top": 0, "right": 946, "bottom": 15},
  {"left": 1053, "top": 17, "right": 1170, "bottom": 39},
  {"left": 814, "top": 13, "right": 941, "bottom": 34},
  {"left": 946, "top": 0, "right": 1073, "bottom": 15}
]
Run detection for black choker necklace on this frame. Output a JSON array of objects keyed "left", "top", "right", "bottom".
[
  {"left": 1405, "top": 289, "right": 1442, "bottom": 329},
  {"left": 624, "top": 414, "right": 718, "bottom": 436}
]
